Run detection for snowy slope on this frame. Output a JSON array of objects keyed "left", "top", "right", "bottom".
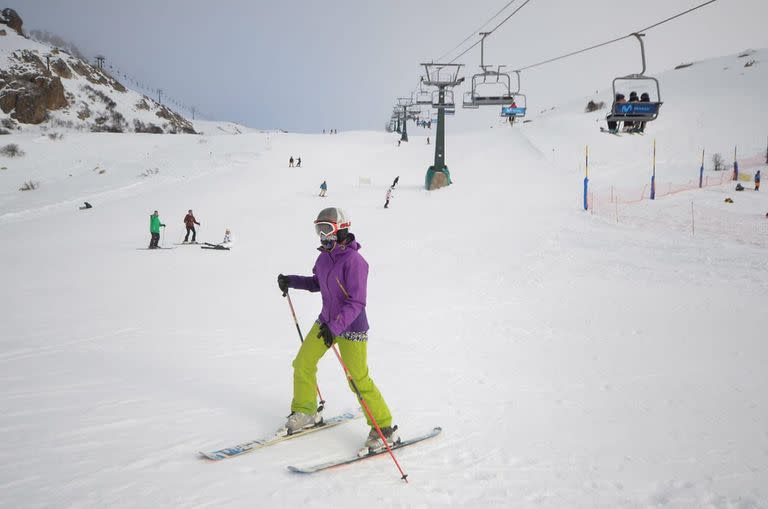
[{"left": 0, "top": 50, "right": 767, "bottom": 509}]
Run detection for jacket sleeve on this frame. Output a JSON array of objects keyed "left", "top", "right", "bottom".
[
  {"left": 329, "top": 256, "right": 368, "bottom": 336},
  {"left": 288, "top": 264, "right": 320, "bottom": 292}
]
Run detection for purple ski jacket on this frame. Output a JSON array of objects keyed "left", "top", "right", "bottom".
[{"left": 287, "top": 239, "right": 369, "bottom": 337}]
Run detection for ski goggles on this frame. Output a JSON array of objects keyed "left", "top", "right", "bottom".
[{"left": 314, "top": 220, "right": 351, "bottom": 238}]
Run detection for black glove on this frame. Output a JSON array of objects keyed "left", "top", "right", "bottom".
[
  {"left": 161, "top": 224, "right": 166, "bottom": 227},
  {"left": 277, "top": 274, "right": 290, "bottom": 296},
  {"left": 317, "top": 322, "right": 334, "bottom": 348}
]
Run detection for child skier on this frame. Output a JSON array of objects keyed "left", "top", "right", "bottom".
[
  {"left": 319, "top": 180, "right": 327, "bottom": 197},
  {"left": 148, "top": 210, "right": 166, "bottom": 249},
  {"left": 183, "top": 209, "right": 200, "bottom": 243},
  {"left": 276, "top": 207, "right": 399, "bottom": 453}
]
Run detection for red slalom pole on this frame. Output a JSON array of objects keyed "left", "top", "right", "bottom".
[
  {"left": 284, "top": 292, "right": 325, "bottom": 410},
  {"left": 329, "top": 343, "right": 409, "bottom": 483}
]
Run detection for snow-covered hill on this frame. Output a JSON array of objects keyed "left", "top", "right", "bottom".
[
  {"left": 0, "top": 46, "right": 766, "bottom": 509},
  {"left": 0, "top": 19, "right": 194, "bottom": 134}
]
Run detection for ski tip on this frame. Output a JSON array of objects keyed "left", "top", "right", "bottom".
[
  {"left": 199, "top": 451, "right": 222, "bottom": 461},
  {"left": 287, "top": 465, "right": 312, "bottom": 474}
]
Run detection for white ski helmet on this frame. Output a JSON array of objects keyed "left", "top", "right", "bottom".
[{"left": 314, "top": 207, "right": 351, "bottom": 238}]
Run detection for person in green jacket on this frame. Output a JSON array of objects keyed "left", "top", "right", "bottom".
[{"left": 149, "top": 210, "right": 166, "bottom": 249}]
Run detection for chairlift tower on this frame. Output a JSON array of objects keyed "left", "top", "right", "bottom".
[
  {"left": 420, "top": 63, "right": 464, "bottom": 190},
  {"left": 397, "top": 97, "right": 413, "bottom": 142}
]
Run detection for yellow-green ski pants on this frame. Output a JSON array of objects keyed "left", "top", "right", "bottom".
[{"left": 291, "top": 322, "right": 392, "bottom": 429}]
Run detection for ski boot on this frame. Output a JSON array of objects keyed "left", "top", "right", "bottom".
[
  {"left": 284, "top": 411, "right": 322, "bottom": 435},
  {"left": 359, "top": 425, "right": 400, "bottom": 456}
]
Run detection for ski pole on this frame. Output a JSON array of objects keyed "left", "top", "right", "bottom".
[
  {"left": 328, "top": 343, "right": 409, "bottom": 483},
  {"left": 284, "top": 292, "right": 326, "bottom": 410}
]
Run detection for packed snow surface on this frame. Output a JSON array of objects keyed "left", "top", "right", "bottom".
[{"left": 0, "top": 49, "right": 767, "bottom": 508}]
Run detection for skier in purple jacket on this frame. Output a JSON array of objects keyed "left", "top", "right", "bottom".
[{"left": 277, "top": 207, "right": 399, "bottom": 453}]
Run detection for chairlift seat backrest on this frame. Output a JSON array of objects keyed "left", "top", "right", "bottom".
[{"left": 606, "top": 101, "right": 662, "bottom": 122}]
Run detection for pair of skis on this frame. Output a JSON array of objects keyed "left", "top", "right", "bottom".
[{"left": 199, "top": 408, "right": 441, "bottom": 474}]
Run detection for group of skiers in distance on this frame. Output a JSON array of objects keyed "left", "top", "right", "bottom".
[
  {"left": 322, "top": 129, "right": 339, "bottom": 134},
  {"left": 147, "top": 209, "right": 231, "bottom": 249}
]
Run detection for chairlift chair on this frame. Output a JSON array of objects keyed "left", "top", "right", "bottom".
[
  {"left": 462, "top": 91, "right": 479, "bottom": 109},
  {"left": 416, "top": 89, "right": 432, "bottom": 105},
  {"left": 499, "top": 94, "right": 527, "bottom": 118},
  {"left": 431, "top": 89, "right": 455, "bottom": 109},
  {"left": 605, "top": 33, "right": 663, "bottom": 124},
  {"left": 470, "top": 66, "right": 514, "bottom": 106}
]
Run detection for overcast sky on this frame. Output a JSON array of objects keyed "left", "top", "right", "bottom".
[{"left": 17, "top": 0, "right": 768, "bottom": 132}]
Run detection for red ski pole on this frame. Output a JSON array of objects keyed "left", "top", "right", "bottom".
[
  {"left": 329, "top": 343, "right": 409, "bottom": 483},
  {"left": 284, "top": 292, "right": 325, "bottom": 410}
]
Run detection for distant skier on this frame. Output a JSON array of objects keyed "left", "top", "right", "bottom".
[
  {"left": 149, "top": 210, "right": 166, "bottom": 249},
  {"left": 384, "top": 187, "right": 393, "bottom": 209},
  {"left": 289, "top": 156, "right": 294, "bottom": 168},
  {"left": 391, "top": 176, "right": 399, "bottom": 188},
  {"left": 426, "top": 137, "right": 430, "bottom": 144},
  {"left": 296, "top": 157, "right": 302, "bottom": 168},
  {"left": 203, "top": 228, "right": 232, "bottom": 250},
  {"left": 397, "top": 140, "right": 401, "bottom": 147},
  {"left": 319, "top": 180, "right": 327, "bottom": 197},
  {"left": 183, "top": 209, "right": 200, "bottom": 243},
  {"left": 755, "top": 170, "right": 761, "bottom": 191},
  {"left": 79, "top": 201, "right": 92, "bottom": 210},
  {"left": 276, "top": 207, "right": 399, "bottom": 452}
]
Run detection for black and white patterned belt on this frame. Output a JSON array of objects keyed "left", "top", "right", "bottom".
[{"left": 316, "top": 321, "right": 368, "bottom": 342}]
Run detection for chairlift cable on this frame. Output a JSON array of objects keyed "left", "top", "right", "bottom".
[
  {"left": 448, "top": 0, "right": 534, "bottom": 64},
  {"left": 515, "top": 0, "right": 718, "bottom": 72},
  {"left": 435, "top": 0, "right": 520, "bottom": 63}
]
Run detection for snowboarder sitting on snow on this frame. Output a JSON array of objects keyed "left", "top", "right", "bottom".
[
  {"left": 79, "top": 201, "right": 92, "bottom": 210},
  {"left": 735, "top": 183, "right": 745, "bottom": 191},
  {"left": 755, "top": 170, "right": 761, "bottom": 191},
  {"left": 277, "top": 207, "right": 399, "bottom": 452},
  {"left": 149, "top": 210, "right": 166, "bottom": 249},
  {"left": 183, "top": 209, "right": 200, "bottom": 243}
]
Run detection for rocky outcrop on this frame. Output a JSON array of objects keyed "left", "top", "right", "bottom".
[
  {"left": 0, "top": 74, "right": 67, "bottom": 124},
  {"left": 0, "top": 8, "right": 22, "bottom": 36},
  {"left": 156, "top": 105, "right": 195, "bottom": 134},
  {"left": 0, "top": 11, "right": 194, "bottom": 134},
  {"left": 50, "top": 58, "right": 72, "bottom": 79}
]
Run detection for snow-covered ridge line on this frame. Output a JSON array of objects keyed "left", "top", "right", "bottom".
[{"left": 0, "top": 18, "right": 194, "bottom": 134}]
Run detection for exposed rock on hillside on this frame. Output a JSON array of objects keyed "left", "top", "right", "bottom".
[
  {"left": 0, "top": 8, "right": 195, "bottom": 133},
  {"left": 0, "top": 8, "right": 22, "bottom": 35}
]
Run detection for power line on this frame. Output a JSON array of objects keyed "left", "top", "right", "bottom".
[
  {"left": 515, "top": 0, "right": 719, "bottom": 72},
  {"left": 435, "top": 0, "right": 519, "bottom": 63}
]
